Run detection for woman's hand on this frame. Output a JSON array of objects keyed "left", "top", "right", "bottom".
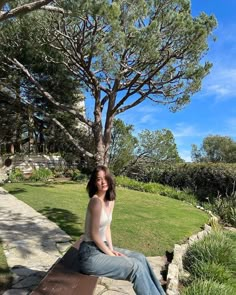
[{"left": 112, "top": 250, "right": 125, "bottom": 257}]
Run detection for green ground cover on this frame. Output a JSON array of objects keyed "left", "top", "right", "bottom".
[
  {"left": 181, "top": 230, "right": 236, "bottom": 295},
  {"left": 3, "top": 182, "right": 208, "bottom": 256},
  {"left": 0, "top": 239, "right": 12, "bottom": 293}
]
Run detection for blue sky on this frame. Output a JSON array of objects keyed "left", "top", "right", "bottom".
[{"left": 117, "top": 0, "right": 236, "bottom": 162}]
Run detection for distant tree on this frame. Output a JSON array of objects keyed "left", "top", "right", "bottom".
[
  {"left": 109, "top": 119, "right": 137, "bottom": 175},
  {"left": 1, "top": 0, "right": 217, "bottom": 165},
  {"left": 0, "top": 92, "right": 27, "bottom": 153},
  {"left": 191, "top": 135, "right": 236, "bottom": 163},
  {"left": 0, "top": 10, "right": 85, "bottom": 154},
  {"left": 137, "top": 129, "right": 183, "bottom": 163}
]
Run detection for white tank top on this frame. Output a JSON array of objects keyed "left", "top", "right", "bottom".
[{"left": 83, "top": 200, "right": 112, "bottom": 242}]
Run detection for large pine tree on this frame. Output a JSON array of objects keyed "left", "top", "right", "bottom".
[{"left": 1, "top": 0, "right": 217, "bottom": 165}]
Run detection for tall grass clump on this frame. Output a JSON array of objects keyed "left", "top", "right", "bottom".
[
  {"left": 185, "top": 261, "right": 234, "bottom": 284},
  {"left": 182, "top": 230, "right": 236, "bottom": 294},
  {"left": 181, "top": 279, "right": 234, "bottom": 295},
  {"left": 211, "top": 190, "right": 236, "bottom": 227},
  {"left": 184, "top": 231, "right": 235, "bottom": 271}
]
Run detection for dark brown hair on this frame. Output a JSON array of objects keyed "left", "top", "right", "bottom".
[{"left": 86, "top": 165, "right": 116, "bottom": 201}]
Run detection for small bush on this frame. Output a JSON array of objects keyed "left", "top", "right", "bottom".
[
  {"left": 8, "top": 168, "right": 24, "bottom": 182},
  {"left": 29, "top": 168, "right": 53, "bottom": 182},
  {"left": 52, "top": 167, "right": 65, "bottom": 178},
  {"left": 211, "top": 191, "right": 236, "bottom": 227},
  {"left": 181, "top": 279, "right": 234, "bottom": 295},
  {"left": 183, "top": 231, "right": 235, "bottom": 271},
  {"left": 71, "top": 169, "right": 88, "bottom": 182},
  {"left": 63, "top": 169, "right": 74, "bottom": 178}
]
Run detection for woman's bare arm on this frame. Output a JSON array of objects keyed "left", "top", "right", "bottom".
[
  {"left": 89, "top": 197, "right": 115, "bottom": 256},
  {"left": 105, "top": 201, "right": 114, "bottom": 251}
]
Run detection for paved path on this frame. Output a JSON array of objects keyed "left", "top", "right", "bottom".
[{"left": 0, "top": 187, "right": 166, "bottom": 295}]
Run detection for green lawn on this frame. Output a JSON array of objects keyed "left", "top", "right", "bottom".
[{"left": 3, "top": 182, "right": 209, "bottom": 256}]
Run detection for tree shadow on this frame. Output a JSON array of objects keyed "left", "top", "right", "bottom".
[
  {"left": 24, "top": 181, "right": 80, "bottom": 188},
  {"left": 38, "top": 207, "right": 84, "bottom": 238},
  {"left": 6, "top": 188, "right": 27, "bottom": 195},
  {"left": 0, "top": 188, "right": 85, "bottom": 293},
  {"left": 24, "top": 183, "right": 56, "bottom": 188}
]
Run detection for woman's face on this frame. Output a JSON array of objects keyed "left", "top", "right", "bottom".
[{"left": 95, "top": 170, "right": 108, "bottom": 193}]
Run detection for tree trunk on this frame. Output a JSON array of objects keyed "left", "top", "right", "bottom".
[
  {"left": 93, "top": 97, "right": 107, "bottom": 166},
  {"left": 93, "top": 93, "right": 115, "bottom": 166},
  {"left": 93, "top": 120, "right": 106, "bottom": 165}
]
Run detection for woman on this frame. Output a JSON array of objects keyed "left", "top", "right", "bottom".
[{"left": 78, "top": 165, "right": 165, "bottom": 295}]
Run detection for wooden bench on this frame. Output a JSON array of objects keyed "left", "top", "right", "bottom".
[{"left": 30, "top": 239, "right": 98, "bottom": 295}]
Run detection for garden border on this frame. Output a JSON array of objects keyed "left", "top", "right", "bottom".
[{"left": 165, "top": 224, "right": 212, "bottom": 295}]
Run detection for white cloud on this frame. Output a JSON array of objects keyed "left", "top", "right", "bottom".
[
  {"left": 172, "top": 123, "right": 208, "bottom": 138},
  {"left": 179, "top": 149, "right": 192, "bottom": 162},
  {"left": 140, "top": 114, "right": 152, "bottom": 123},
  {"left": 173, "top": 124, "right": 196, "bottom": 138},
  {"left": 135, "top": 104, "right": 162, "bottom": 114},
  {"left": 202, "top": 67, "right": 236, "bottom": 101}
]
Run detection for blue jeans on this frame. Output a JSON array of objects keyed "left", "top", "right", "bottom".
[{"left": 78, "top": 241, "right": 165, "bottom": 295}]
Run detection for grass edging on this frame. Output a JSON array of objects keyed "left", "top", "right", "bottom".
[{"left": 165, "top": 224, "right": 212, "bottom": 295}]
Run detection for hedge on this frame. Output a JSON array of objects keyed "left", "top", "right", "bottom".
[{"left": 127, "top": 163, "right": 236, "bottom": 201}]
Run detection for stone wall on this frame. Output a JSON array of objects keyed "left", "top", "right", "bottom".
[
  {"left": 0, "top": 154, "right": 66, "bottom": 181},
  {"left": 1, "top": 154, "right": 66, "bottom": 168},
  {"left": 166, "top": 224, "right": 212, "bottom": 295}
]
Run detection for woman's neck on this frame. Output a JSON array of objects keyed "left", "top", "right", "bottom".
[{"left": 96, "top": 191, "right": 106, "bottom": 201}]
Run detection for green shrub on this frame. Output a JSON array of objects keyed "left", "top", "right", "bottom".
[
  {"left": 211, "top": 190, "right": 236, "bottom": 226},
  {"left": 116, "top": 176, "right": 197, "bottom": 204},
  {"left": 52, "top": 167, "right": 65, "bottom": 178},
  {"left": 71, "top": 169, "right": 88, "bottom": 182},
  {"left": 8, "top": 168, "right": 24, "bottom": 182},
  {"left": 131, "top": 163, "right": 236, "bottom": 201},
  {"left": 63, "top": 169, "right": 74, "bottom": 178},
  {"left": 29, "top": 168, "right": 53, "bottom": 182},
  {"left": 181, "top": 279, "right": 234, "bottom": 295},
  {"left": 126, "top": 162, "right": 236, "bottom": 224},
  {"left": 182, "top": 230, "right": 236, "bottom": 294},
  {"left": 183, "top": 231, "right": 235, "bottom": 272}
]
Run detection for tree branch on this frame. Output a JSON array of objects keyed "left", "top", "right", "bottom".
[
  {"left": 49, "top": 115, "right": 94, "bottom": 159},
  {"left": 6, "top": 56, "right": 93, "bottom": 128},
  {"left": 40, "top": 5, "right": 65, "bottom": 14},
  {"left": 112, "top": 53, "right": 175, "bottom": 114},
  {"left": 0, "top": 0, "right": 54, "bottom": 22},
  {"left": 115, "top": 94, "right": 146, "bottom": 115}
]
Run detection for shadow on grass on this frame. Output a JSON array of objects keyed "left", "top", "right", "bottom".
[
  {"left": 7, "top": 188, "right": 27, "bottom": 195},
  {"left": 39, "top": 207, "right": 84, "bottom": 239},
  {"left": 0, "top": 267, "right": 11, "bottom": 275},
  {"left": 24, "top": 183, "right": 56, "bottom": 188},
  {"left": 24, "top": 181, "right": 80, "bottom": 188}
]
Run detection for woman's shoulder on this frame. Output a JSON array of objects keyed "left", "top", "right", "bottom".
[
  {"left": 88, "top": 195, "right": 102, "bottom": 211},
  {"left": 110, "top": 199, "right": 115, "bottom": 209}
]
